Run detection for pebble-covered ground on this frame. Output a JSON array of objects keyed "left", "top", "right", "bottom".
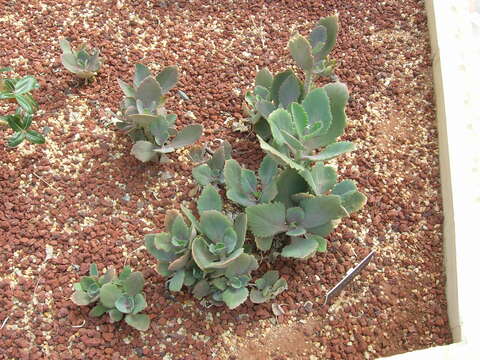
[{"left": 0, "top": 0, "right": 452, "bottom": 359}]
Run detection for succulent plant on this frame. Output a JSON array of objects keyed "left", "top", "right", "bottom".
[
  {"left": 245, "top": 166, "right": 366, "bottom": 257},
  {"left": 191, "top": 141, "right": 232, "bottom": 186},
  {"left": 71, "top": 264, "right": 150, "bottom": 331},
  {"left": 250, "top": 270, "right": 288, "bottom": 303},
  {"left": 243, "top": 15, "right": 339, "bottom": 139},
  {"left": 116, "top": 64, "right": 203, "bottom": 162},
  {"left": 59, "top": 38, "right": 102, "bottom": 81},
  {"left": 224, "top": 155, "right": 278, "bottom": 207},
  {"left": 257, "top": 83, "right": 354, "bottom": 171},
  {"left": 145, "top": 185, "right": 259, "bottom": 309},
  {"left": 0, "top": 68, "right": 45, "bottom": 147},
  {"left": 144, "top": 209, "right": 198, "bottom": 292}
]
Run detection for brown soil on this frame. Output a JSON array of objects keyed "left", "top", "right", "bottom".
[{"left": 0, "top": 0, "right": 452, "bottom": 359}]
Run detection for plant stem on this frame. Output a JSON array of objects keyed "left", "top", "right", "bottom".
[{"left": 304, "top": 71, "right": 313, "bottom": 94}]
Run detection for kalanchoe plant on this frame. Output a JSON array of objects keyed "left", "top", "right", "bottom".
[
  {"left": 191, "top": 141, "right": 232, "bottom": 186},
  {"left": 145, "top": 185, "right": 260, "bottom": 309},
  {"left": 258, "top": 83, "right": 354, "bottom": 171},
  {"left": 224, "top": 155, "right": 278, "bottom": 207},
  {"left": 0, "top": 67, "right": 45, "bottom": 147},
  {"left": 71, "top": 264, "right": 150, "bottom": 331},
  {"left": 59, "top": 38, "right": 102, "bottom": 82},
  {"left": 243, "top": 15, "right": 339, "bottom": 138},
  {"left": 117, "top": 64, "right": 203, "bottom": 162},
  {"left": 250, "top": 270, "right": 288, "bottom": 303}
]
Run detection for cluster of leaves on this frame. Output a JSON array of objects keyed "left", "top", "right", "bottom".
[
  {"left": 116, "top": 64, "right": 203, "bottom": 162},
  {"left": 243, "top": 15, "right": 338, "bottom": 140},
  {"left": 0, "top": 67, "right": 45, "bottom": 147},
  {"left": 71, "top": 264, "right": 150, "bottom": 331},
  {"left": 59, "top": 38, "right": 103, "bottom": 81},
  {"left": 145, "top": 185, "right": 265, "bottom": 309},
  {"left": 143, "top": 15, "right": 366, "bottom": 310}
]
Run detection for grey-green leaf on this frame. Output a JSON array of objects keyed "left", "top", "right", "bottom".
[
  {"left": 302, "top": 141, "right": 355, "bottom": 161},
  {"left": 125, "top": 314, "right": 150, "bottom": 331},
  {"left": 222, "top": 287, "right": 249, "bottom": 310},
  {"left": 281, "top": 236, "right": 318, "bottom": 259},
  {"left": 156, "top": 65, "right": 179, "bottom": 94},
  {"left": 197, "top": 184, "right": 223, "bottom": 213},
  {"left": 246, "top": 202, "right": 287, "bottom": 238},
  {"left": 278, "top": 75, "right": 301, "bottom": 108},
  {"left": 99, "top": 283, "right": 122, "bottom": 308},
  {"left": 288, "top": 34, "right": 314, "bottom": 71},
  {"left": 255, "top": 68, "right": 274, "bottom": 89},
  {"left": 131, "top": 141, "right": 156, "bottom": 162},
  {"left": 123, "top": 272, "right": 144, "bottom": 296}
]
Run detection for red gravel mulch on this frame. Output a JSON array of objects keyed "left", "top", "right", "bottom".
[{"left": 0, "top": 0, "right": 452, "bottom": 359}]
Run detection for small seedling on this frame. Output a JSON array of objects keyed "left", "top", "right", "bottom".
[
  {"left": 59, "top": 38, "right": 102, "bottom": 83},
  {"left": 71, "top": 264, "right": 150, "bottom": 331}
]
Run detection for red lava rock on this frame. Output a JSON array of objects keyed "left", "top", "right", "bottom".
[{"left": 0, "top": 0, "right": 451, "bottom": 359}]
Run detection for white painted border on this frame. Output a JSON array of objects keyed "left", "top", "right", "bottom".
[{"left": 380, "top": 0, "right": 480, "bottom": 358}]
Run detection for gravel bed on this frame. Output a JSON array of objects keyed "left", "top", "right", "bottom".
[{"left": 0, "top": 0, "right": 452, "bottom": 359}]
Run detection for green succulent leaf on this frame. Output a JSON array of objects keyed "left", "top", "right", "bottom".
[
  {"left": 134, "top": 64, "right": 151, "bottom": 87},
  {"left": 291, "top": 102, "right": 308, "bottom": 138},
  {"left": 169, "top": 269, "right": 185, "bottom": 292},
  {"left": 123, "top": 272, "right": 144, "bottom": 296},
  {"left": 200, "top": 210, "right": 233, "bottom": 243},
  {"left": 89, "top": 304, "right": 108, "bottom": 317},
  {"left": 288, "top": 34, "right": 314, "bottom": 71},
  {"left": 125, "top": 314, "right": 150, "bottom": 331},
  {"left": 302, "top": 87, "right": 332, "bottom": 136},
  {"left": 309, "top": 25, "right": 327, "bottom": 54},
  {"left": 305, "top": 82, "right": 349, "bottom": 147},
  {"left": 131, "top": 141, "right": 156, "bottom": 162},
  {"left": 314, "top": 15, "right": 339, "bottom": 60},
  {"left": 256, "top": 100, "right": 275, "bottom": 119},
  {"left": 255, "top": 68, "right": 274, "bottom": 89},
  {"left": 267, "top": 108, "right": 295, "bottom": 146},
  {"left": 270, "top": 69, "right": 295, "bottom": 106},
  {"left": 108, "top": 309, "right": 124, "bottom": 323},
  {"left": 274, "top": 168, "right": 309, "bottom": 208},
  {"left": 302, "top": 141, "right": 355, "bottom": 162},
  {"left": 222, "top": 287, "right": 249, "bottom": 310},
  {"left": 71, "top": 290, "right": 92, "bottom": 306},
  {"left": 197, "top": 184, "right": 223, "bottom": 213},
  {"left": 136, "top": 76, "right": 163, "bottom": 110},
  {"left": 300, "top": 195, "right": 348, "bottom": 229},
  {"left": 156, "top": 65, "right": 178, "bottom": 94},
  {"left": 306, "top": 233, "right": 327, "bottom": 252},
  {"left": 117, "top": 79, "right": 136, "bottom": 97},
  {"left": 339, "top": 190, "right": 367, "bottom": 214},
  {"left": 14, "top": 76, "right": 39, "bottom": 95},
  {"left": 161, "top": 124, "right": 203, "bottom": 152},
  {"left": 233, "top": 213, "right": 248, "bottom": 250},
  {"left": 193, "top": 279, "right": 211, "bottom": 298},
  {"left": 281, "top": 236, "right": 318, "bottom": 259},
  {"left": 99, "top": 283, "right": 122, "bottom": 308},
  {"left": 300, "top": 162, "right": 337, "bottom": 196},
  {"left": 115, "top": 295, "right": 135, "bottom": 314},
  {"left": 224, "top": 159, "right": 257, "bottom": 207},
  {"left": 246, "top": 202, "right": 287, "bottom": 238},
  {"left": 89, "top": 264, "right": 99, "bottom": 277},
  {"left": 257, "top": 136, "right": 304, "bottom": 172},
  {"left": 278, "top": 75, "right": 301, "bottom": 108},
  {"left": 132, "top": 293, "right": 147, "bottom": 314},
  {"left": 255, "top": 236, "right": 273, "bottom": 251},
  {"left": 332, "top": 180, "right": 357, "bottom": 195},
  {"left": 192, "top": 164, "right": 214, "bottom": 186}
]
